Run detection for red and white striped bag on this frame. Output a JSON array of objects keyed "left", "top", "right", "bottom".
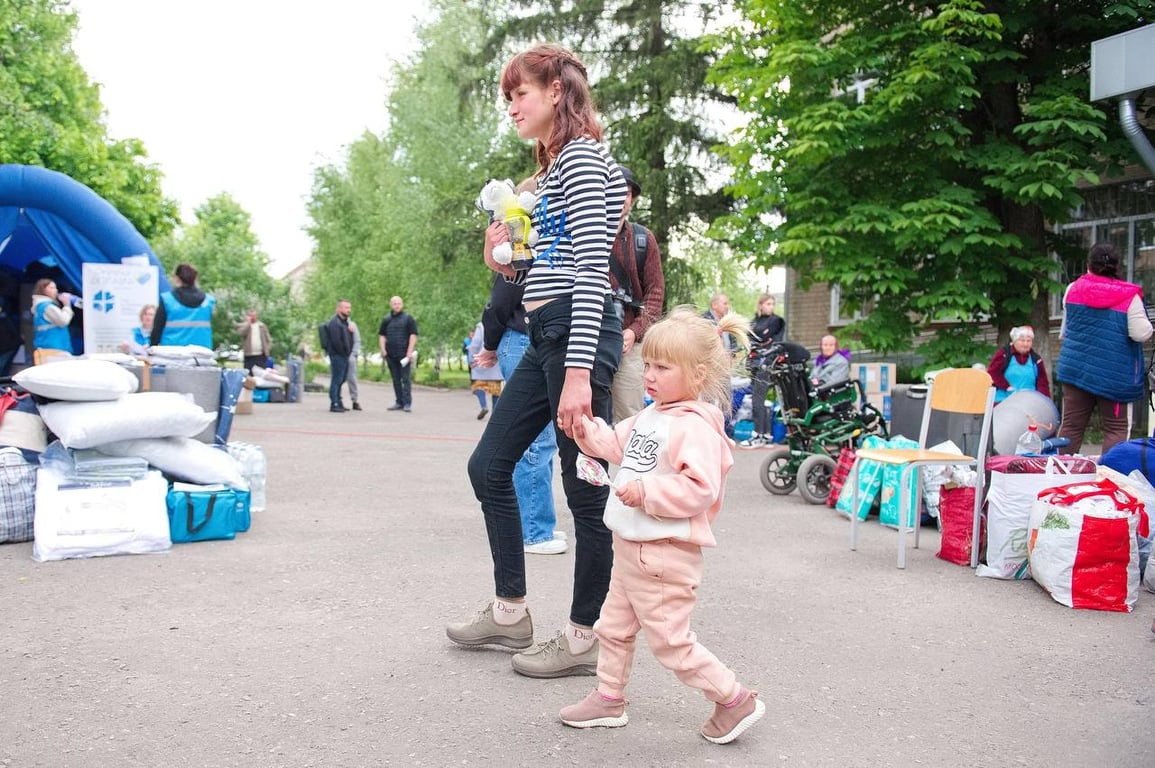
[{"left": 1027, "top": 478, "right": 1148, "bottom": 612}]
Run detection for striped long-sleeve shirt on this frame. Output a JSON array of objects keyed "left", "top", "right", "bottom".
[{"left": 520, "top": 138, "right": 627, "bottom": 370}]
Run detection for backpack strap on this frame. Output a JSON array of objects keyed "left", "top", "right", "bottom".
[{"left": 631, "top": 222, "right": 648, "bottom": 275}]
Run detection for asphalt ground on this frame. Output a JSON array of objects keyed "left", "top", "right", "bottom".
[{"left": 2, "top": 378, "right": 1153, "bottom": 767}]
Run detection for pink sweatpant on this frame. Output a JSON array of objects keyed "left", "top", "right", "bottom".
[{"left": 593, "top": 534, "right": 738, "bottom": 703}]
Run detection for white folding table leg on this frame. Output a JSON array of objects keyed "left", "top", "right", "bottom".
[{"left": 897, "top": 464, "right": 911, "bottom": 569}]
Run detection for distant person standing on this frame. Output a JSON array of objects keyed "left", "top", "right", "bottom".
[
  {"left": 1057, "top": 242, "right": 1154, "bottom": 454},
  {"left": 151, "top": 263, "right": 215, "bottom": 348},
  {"left": 607, "top": 166, "right": 665, "bottom": 422},
  {"left": 468, "top": 319, "right": 502, "bottom": 420},
  {"left": 739, "top": 294, "right": 785, "bottom": 448},
  {"left": 378, "top": 296, "right": 418, "bottom": 412},
  {"left": 480, "top": 274, "right": 565, "bottom": 556},
  {"left": 346, "top": 317, "right": 363, "bottom": 411},
  {"left": 30, "top": 278, "right": 78, "bottom": 363},
  {"left": 319, "top": 299, "right": 354, "bottom": 413},
  {"left": 236, "top": 308, "right": 272, "bottom": 373},
  {"left": 703, "top": 293, "right": 737, "bottom": 354}
]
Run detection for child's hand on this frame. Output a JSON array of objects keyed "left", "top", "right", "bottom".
[
  {"left": 615, "top": 477, "right": 645, "bottom": 508},
  {"left": 574, "top": 414, "right": 614, "bottom": 457}
]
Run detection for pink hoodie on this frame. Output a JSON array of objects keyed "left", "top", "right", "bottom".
[{"left": 578, "top": 400, "right": 734, "bottom": 546}]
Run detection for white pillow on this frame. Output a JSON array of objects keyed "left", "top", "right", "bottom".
[
  {"left": 97, "top": 436, "right": 246, "bottom": 488},
  {"left": 14, "top": 359, "right": 139, "bottom": 401},
  {"left": 39, "top": 392, "right": 215, "bottom": 449}
]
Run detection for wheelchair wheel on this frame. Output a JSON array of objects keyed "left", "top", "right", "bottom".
[
  {"left": 759, "top": 446, "right": 797, "bottom": 495},
  {"left": 797, "top": 453, "right": 836, "bottom": 505}
]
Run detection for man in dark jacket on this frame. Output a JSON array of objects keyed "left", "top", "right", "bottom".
[
  {"left": 378, "top": 295, "right": 419, "bottom": 412},
  {"left": 319, "top": 299, "right": 353, "bottom": 413}
]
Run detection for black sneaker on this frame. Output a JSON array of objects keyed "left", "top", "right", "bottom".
[
  {"left": 330, "top": 405, "right": 346, "bottom": 413},
  {"left": 352, "top": 402, "right": 362, "bottom": 411}
]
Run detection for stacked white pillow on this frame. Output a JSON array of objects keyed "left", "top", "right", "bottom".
[{"left": 14, "top": 359, "right": 139, "bottom": 401}]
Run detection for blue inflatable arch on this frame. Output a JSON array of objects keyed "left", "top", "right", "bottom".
[{"left": 0, "top": 164, "right": 169, "bottom": 292}]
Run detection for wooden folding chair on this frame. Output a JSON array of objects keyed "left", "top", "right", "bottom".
[{"left": 848, "top": 368, "right": 994, "bottom": 568}]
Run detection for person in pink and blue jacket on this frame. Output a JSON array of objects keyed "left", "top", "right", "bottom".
[{"left": 1056, "top": 242, "right": 1153, "bottom": 454}]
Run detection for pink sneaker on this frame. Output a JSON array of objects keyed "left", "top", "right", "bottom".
[
  {"left": 700, "top": 689, "right": 765, "bottom": 744},
  {"left": 559, "top": 689, "right": 628, "bottom": 729}
]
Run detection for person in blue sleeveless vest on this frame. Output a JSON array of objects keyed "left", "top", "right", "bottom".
[
  {"left": 30, "top": 278, "right": 78, "bottom": 363},
  {"left": 1056, "top": 242, "right": 1153, "bottom": 455},
  {"left": 987, "top": 325, "right": 1051, "bottom": 405},
  {"left": 150, "top": 263, "right": 215, "bottom": 349}
]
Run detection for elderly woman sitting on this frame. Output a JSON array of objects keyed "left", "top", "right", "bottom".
[{"left": 987, "top": 325, "right": 1051, "bottom": 404}]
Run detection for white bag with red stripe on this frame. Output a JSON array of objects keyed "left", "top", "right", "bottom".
[{"left": 1027, "top": 478, "right": 1147, "bottom": 612}]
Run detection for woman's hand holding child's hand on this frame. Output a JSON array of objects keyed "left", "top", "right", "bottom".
[{"left": 574, "top": 414, "right": 615, "bottom": 457}]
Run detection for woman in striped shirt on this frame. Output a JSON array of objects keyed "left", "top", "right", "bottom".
[{"left": 449, "top": 43, "right": 629, "bottom": 680}]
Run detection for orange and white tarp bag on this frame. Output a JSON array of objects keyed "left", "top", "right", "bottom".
[{"left": 1027, "top": 478, "right": 1148, "bottom": 612}]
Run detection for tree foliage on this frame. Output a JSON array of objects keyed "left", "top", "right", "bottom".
[
  {"left": 710, "top": 0, "right": 1154, "bottom": 366},
  {"left": 305, "top": 1, "right": 517, "bottom": 358},
  {"left": 0, "top": 0, "right": 179, "bottom": 241},
  {"left": 154, "top": 195, "right": 300, "bottom": 358}
]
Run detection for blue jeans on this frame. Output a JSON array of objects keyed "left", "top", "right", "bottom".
[
  {"left": 328, "top": 354, "right": 349, "bottom": 408},
  {"left": 467, "top": 296, "right": 621, "bottom": 627},
  {"left": 498, "top": 329, "right": 558, "bottom": 545}
]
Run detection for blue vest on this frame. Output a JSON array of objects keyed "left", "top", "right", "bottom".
[
  {"left": 160, "top": 291, "right": 215, "bottom": 348},
  {"left": 1057, "top": 276, "right": 1145, "bottom": 402},
  {"left": 33, "top": 301, "right": 72, "bottom": 352}
]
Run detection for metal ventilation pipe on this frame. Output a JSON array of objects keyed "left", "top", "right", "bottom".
[{"left": 1119, "top": 95, "right": 1155, "bottom": 176}]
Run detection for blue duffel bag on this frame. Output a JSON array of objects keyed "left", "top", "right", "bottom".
[{"left": 166, "top": 484, "right": 251, "bottom": 543}]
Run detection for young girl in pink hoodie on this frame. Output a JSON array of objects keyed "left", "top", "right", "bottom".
[{"left": 561, "top": 306, "right": 765, "bottom": 744}]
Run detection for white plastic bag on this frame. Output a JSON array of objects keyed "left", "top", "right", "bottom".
[
  {"left": 1027, "top": 478, "right": 1141, "bottom": 612},
  {"left": 32, "top": 467, "right": 170, "bottom": 562},
  {"left": 978, "top": 455, "right": 1098, "bottom": 580}
]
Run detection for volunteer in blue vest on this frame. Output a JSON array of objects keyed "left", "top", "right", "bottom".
[
  {"left": 987, "top": 325, "right": 1051, "bottom": 405},
  {"left": 1056, "top": 242, "right": 1153, "bottom": 455},
  {"left": 30, "top": 278, "right": 78, "bottom": 363},
  {"left": 150, "top": 263, "right": 216, "bottom": 349}
]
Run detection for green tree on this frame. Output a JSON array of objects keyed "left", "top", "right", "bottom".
[
  {"left": 482, "top": 0, "right": 736, "bottom": 306},
  {"left": 306, "top": 1, "right": 516, "bottom": 361},
  {"left": 156, "top": 194, "right": 301, "bottom": 359},
  {"left": 0, "top": 0, "right": 179, "bottom": 241},
  {"left": 710, "top": 0, "right": 1153, "bottom": 366}
]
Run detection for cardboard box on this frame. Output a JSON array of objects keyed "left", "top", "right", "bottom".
[
  {"left": 862, "top": 391, "right": 892, "bottom": 423},
  {"left": 856, "top": 363, "right": 897, "bottom": 395}
]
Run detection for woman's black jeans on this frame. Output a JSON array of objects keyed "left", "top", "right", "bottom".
[{"left": 467, "top": 295, "right": 621, "bottom": 628}]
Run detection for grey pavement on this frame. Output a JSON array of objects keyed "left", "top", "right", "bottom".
[{"left": 3, "top": 378, "right": 1153, "bottom": 767}]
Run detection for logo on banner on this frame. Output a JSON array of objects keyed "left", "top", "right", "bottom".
[{"left": 91, "top": 290, "right": 115, "bottom": 313}]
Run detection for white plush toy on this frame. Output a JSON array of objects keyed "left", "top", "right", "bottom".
[{"left": 476, "top": 178, "right": 539, "bottom": 267}]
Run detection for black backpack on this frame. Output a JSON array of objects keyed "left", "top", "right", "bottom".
[{"left": 610, "top": 223, "right": 650, "bottom": 290}]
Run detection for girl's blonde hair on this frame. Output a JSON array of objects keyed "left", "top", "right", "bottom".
[
  {"left": 755, "top": 293, "right": 775, "bottom": 316},
  {"left": 642, "top": 305, "right": 751, "bottom": 408}
]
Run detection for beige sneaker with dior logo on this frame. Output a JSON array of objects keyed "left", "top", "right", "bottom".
[
  {"left": 511, "top": 630, "right": 598, "bottom": 678},
  {"left": 445, "top": 602, "right": 533, "bottom": 650}
]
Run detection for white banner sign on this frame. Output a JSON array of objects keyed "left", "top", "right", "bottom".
[{"left": 82, "top": 263, "right": 160, "bottom": 354}]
